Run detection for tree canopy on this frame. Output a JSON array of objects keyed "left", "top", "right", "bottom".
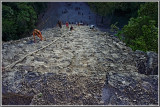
[
  {"left": 88, "top": 2, "right": 142, "bottom": 25},
  {"left": 2, "top": 2, "right": 47, "bottom": 41},
  {"left": 88, "top": 2, "right": 158, "bottom": 53},
  {"left": 120, "top": 2, "right": 158, "bottom": 53}
]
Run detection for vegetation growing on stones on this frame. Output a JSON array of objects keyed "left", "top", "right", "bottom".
[
  {"left": 88, "top": 2, "right": 158, "bottom": 53},
  {"left": 122, "top": 2, "right": 158, "bottom": 53}
]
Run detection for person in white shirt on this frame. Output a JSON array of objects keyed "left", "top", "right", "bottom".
[{"left": 90, "top": 25, "right": 95, "bottom": 29}]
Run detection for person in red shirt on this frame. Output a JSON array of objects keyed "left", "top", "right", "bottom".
[{"left": 66, "top": 21, "right": 69, "bottom": 29}]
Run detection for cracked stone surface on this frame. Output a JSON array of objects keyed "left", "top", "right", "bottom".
[{"left": 2, "top": 25, "right": 158, "bottom": 105}]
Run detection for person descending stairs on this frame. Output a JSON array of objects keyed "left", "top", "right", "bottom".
[{"left": 33, "top": 29, "right": 43, "bottom": 43}]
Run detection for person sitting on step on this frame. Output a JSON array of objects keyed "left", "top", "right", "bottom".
[
  {"left": 70, "top": 26, "right": 74, "bottom": 31},
  {"left": 90, "top": 25, "right": 95, "bottom": 29},
  {"left": 57, "top": 20, "right": 62, "bottom": 29}
]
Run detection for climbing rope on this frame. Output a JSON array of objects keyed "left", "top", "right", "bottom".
[{"left": 4, "top": 35, "right": 62, "bottom": 71}]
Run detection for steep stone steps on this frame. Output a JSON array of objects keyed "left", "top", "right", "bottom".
[{"left": 2, "top": 25, "right": 158, "bottom": 105}]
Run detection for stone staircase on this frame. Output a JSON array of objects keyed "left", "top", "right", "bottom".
[
  {"left": 2, "top": 25, "right": 136, "bottom": 74},
  {"left": 2, "top": 25, "right": 158, "bottom": 105}
]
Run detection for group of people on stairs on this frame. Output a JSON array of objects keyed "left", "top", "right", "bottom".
[
  {"left": 57, "top": 20, "right": 74, "bottom": 31},
  {"left": 33, "top": 20, "right": 95, "bottom": 43}
]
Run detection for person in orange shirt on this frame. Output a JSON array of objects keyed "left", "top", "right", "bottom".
[{"left": 33, "top": 29, "right": 43, "bottom": 43}]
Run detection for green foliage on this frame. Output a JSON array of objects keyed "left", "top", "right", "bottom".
[
  {"left": 117, "top": 2, "right": 158, "bottom": 53},
  {"left": 114, "top": 30, "right": 123, "bottom": 41},
  {"left": 2, "top": 5, "right": 17, "bottom": 41},
  {"left": 88, "top": 2, "right": 142, "bottom": 26},
  {"left": 114, "top": 2, "right": 142, "bottom": 17},
  {"left": 32, "top": 2, "right": 47, "bottom": 14},
  {"left": 141, "top": 20, "right": 158, "bottom": 52},
  {"left": 16, "top": 3, "right": 37, "bottom": 36},
  {"left": 2, "top": 2, "right": 47, "bottom": 41},
  {"left": 138, "top": 2, "right": 158, "bottom": 25},
  {"left": 88, "top": 2, "right": 116, "bottom": 17},
  {"left": 110, "top": 22, "right": 119, "bottom": 32},
  {"left": 38, "top": 93, "right": 43, "bottom": 98}
]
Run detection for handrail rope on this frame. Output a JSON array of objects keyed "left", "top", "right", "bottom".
[
  {"left": 4, "top": 15, "right": 64, "bottom": 70},
  {"left": 4, "top": 30, "right": 63, "bottom": 71}
]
